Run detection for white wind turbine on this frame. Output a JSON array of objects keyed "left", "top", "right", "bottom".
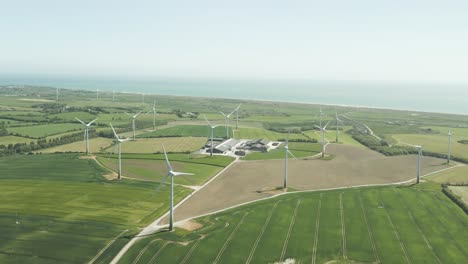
[
  {"left": 110, "top": 124, "right": 131, "bottom": 180},
  {"left": 203, "top": 115, "right": 219, "bottom": 156},
  {"left": 56, "top": 88, "right": 59, "bottom": 102},
  {"left": 220, "top": 110, "right": 235, "bottom": 138},
  {"left": 157, "top": 144, "right": 194, "bottom": 231},
  {"left": 234, "top": 103, "right": 242, "bottom": 129},
  {"left": 415, "top": 145, "right": 423, "bottom": 184},
  {"left": 447, "top": 129, "right": 452, "bottom": 164},
  {"left": 283, "top": 132, "right": 297, "bottom": 189},
  {"left": 335, "top": 111, "right": 342, "bottom": 143},
  {"left": 319, "top": 106, "right": 324, "bottom": 128},
  {"left": 315, "top": 120, "right": 331, "bottom": 158},
  {"left": 75, "top": 117, "right": 98, "bottom": 155},
  {"left": 148, "top": 100, "right": 157, "bottom": 130},
  {"left": 96, "top": 88, "right": 99, "bottom": 100},
  {"left": 126, "top": 111, "right": 142, "bottom": 140}
]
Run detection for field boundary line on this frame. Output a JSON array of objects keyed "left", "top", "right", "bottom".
[
  {"left": 147, "top": 241, "right": 169, "bottom": 263},
  {"left": 177, "top": 164, "right": 462, "bottom": 225},
  {"left": 110, "top": 157, "right": 239, "bottom": 264},
  {"left": 245, "top": 201, "right": 280, "bottom": 264},
  {"left": 358, "top": 192, "right": 380, "bottom": 263},
  {"left": 378, "top": 191, "right": 412, "bottom": 264},
  {"left": 416, "top": 192, "right": 468, "bottom": 258},
  {"left": 179, "top": 239, "right": 201, "bottom": 264},
  {"left": 393, "top": 189, "right": 442, "bottom": 264},
  {"left": 213, "top": 212, "right": 249, "bottom": 264},
  {"left": 339, "top": 193, "right": 347, "bottom": 261},
  {"left": 132, "top": 238, "right": 161, "bottom": 264},
  {"left": 280, "top": 199, "right": 301, "bottom": 261},
  {"left": 88, "top": 229, "right": 128, "bottom": 264},
  {"left": 311, "top": 194, "right": 322, "bottom": 264}
]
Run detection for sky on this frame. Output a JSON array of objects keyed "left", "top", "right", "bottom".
[{"left": 1, "top": 0, "right": 467, "bottom": 83}]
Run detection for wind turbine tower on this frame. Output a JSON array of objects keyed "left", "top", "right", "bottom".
[
  {"left": 283, "top": 133, "right": 297, "bottom": 189},
  {"left": 234, "top": 104, "right": 242, "bottom": 129},
  {"left": 110, "top": 124, "right": 130, "bottom": 179},
  {"left": 416, "top": 145, "right": 423, "bottom": 184},
  {"left": 56, "top": 88, "right": 59, "bottom": 102},
  {"left": 75, "top": 117, "right": 98, "bottom": 155},
  {"left": 159, "top": 145, "right": 194, "bottom": 231},
  {"left": 203, "top": 115, "right": 218, "bottom": 156},
  {"left": 96, "top": 88, "right": 99, "bottom": 100},
  {"left": 447, "top": 130, "right": 452, "bottom": 164},
  {"left": 335, "top": 111, "right": 342, "bottom": 143},
  {"left": 315, "top": 120, "right": 331, "bottom": 158},
  {"left": 220, "top": 110, "right": 235, "bottom": 138},
  {"left": 126, "top": 111, "right": 142, "bottom": 140}
]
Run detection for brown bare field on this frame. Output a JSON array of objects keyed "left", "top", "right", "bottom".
[{"left": 166, "top": 144, "right": 452, "bottom": 223}]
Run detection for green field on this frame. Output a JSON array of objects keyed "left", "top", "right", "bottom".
[
  {"left": 393, "top": 127, "right": 468, "bottom": 160},
  {"left": 233, "top": 127, "right": 309, "bottom": 141},
  {"left": 0, "top": 135, "right": 34, "bottom": 145},
  {"left": 138, "top": 125, "right": 230, "bottom": 138},
  {"left": 120, "top": 183, "right": 468, "bottom": 264},
  {"left": 110, "top": 137, "right": 207, "bottom": 154},
  {"left": 8, "top": 123, "right": 82, "bottom": 138},
  {"left": 39, "top": 137, "right": 113, "bottom": 153},
  {"left": 243, "top": 142, "right": 322, "bottom": 160},
  {"left": 425, "top": 165, "right": 468, "bottom": 184},
  {"left": 449, "top": 186, "right": 468, "bottom": 205},
  {"left": 0, "top": 154, "right": 192, "bottom": 264},
  {"left": 97, "top": 156, "right": 227, "bottom": 186}
]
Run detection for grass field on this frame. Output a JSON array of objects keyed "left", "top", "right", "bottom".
[
  {"left": 302, "top": 126, "right": 365, "bottom": 148},
  {"left": 97, "top": 157, "right": 225, "bottom": 186},
  {"left": 39, "top": 137, "right": 113, "bottom": 153},
  {"left": 8, "top": 123, "right": 82, "bottom": 138},
  {"left": 138, "top": 125, "right": 230, "bottom": 138},
  {"left": 0, "top": 154, "right": 192, "bottom": 264},
  {"left": 120, "top": 183, "right": 468, "bottom": 264},
  {"left": 393, "top": 127, "right": 468, "bottom": 160},
  {"left": 448, "top": 186, "right": 468, "bottom": 205},
  {"left": 106, "top": 137, "right": 207, "bottom": 154},
  {"left": 425, "top": 165, "right": 468, "bottom": 184},
  {"left": 0, "top": 135, "right": 34, "bottom": 145},
  {"left": 243, "top": 142, "right": 322, "bottom": 160},
  {"left": 233, "top": 127, "right": 308, "bottom": 141}
]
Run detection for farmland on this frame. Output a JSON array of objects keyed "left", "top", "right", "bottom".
[
  {"left": 138, "top": 125, "right": 229, "bottom": 138},
  {"left": 39, "top": 137, "right": 113, "bottom": 153},
  {"left": 112, "top": 137, "right": 207, "bottom": 154},
  {"left": 7, "top": 123, "right": 82, "bottom": 138},
  {"left": 233, "top": 127, "right": 309, "bottom": 141},
  {"left": 120, "top": 183, "right": 468, "bottom": 264},
  {"left": 0, "top": 154, "right": 192, "bottom": 263},
  {"left": 0, "top": 135, "right": 34, "bottom": 145},
  {"left": 242, "top": 142, "right": 321, "bottom": 160}
]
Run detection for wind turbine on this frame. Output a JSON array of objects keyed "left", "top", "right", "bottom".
[
  {"left": 220, "top": 110, "right": 235, "bottom": 138},
  {"left": 126, "top": 111, "right": 142, "bottom": 140},
  {"left": 148, "top": 100, "right": 157, "bottom": 130},
  {"left": 96, "top": 88, "right": 99, "bottom": 100},
  {"left": 447, "top": 129, "right": 452, "bottom": 164},
  {"left": 234, "top": 103, "right": 242, "bottom": 129},
  {"left": 157, "top": 144, "right": 194, "bottom": 231},
  {"left": 203, "top": 115, "right": 218, "bottom": 156},
  {"left": 283, "top": 132, "right": 297, "bottom": 189},
  {"left": 315, "top": 120, "right": 331, "bottom": 158},
  {"left": 56, "top": 88, "right": 59, "bottom": 102},
  {"left": 335, "top": 111, "right": 342, "bottom": 143},
  {"left": 416, "top": 145, "right": 423, "bottom": 184},
  {"left": 110, "top": 123, "right": 130, "bottom": 179},
  {"left": 75, "top": 117, "right": 98, "bottom": 155},
  {"left": 319, "top": 106, "right": 324, "bottom": 128}
]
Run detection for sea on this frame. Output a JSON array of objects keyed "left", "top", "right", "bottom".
[{"left": 1, "top": 75, "right": 467, "bottom": 115}]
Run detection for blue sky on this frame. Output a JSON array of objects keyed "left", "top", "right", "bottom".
[{"left": 1, "top": 0, "right": 467, "bottom": 82}]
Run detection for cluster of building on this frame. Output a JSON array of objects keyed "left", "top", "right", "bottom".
[{"left": 202, "top": 138, "right": 280, "bottom": 156}]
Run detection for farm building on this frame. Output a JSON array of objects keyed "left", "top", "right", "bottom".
[
  {"left": 212, "top": 138, "right": 241, "bottom": 154},
  {"left": 239, "top": 138, "right": 271, "bottom": 152}
]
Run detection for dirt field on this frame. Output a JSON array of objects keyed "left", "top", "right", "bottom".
[{"left": 164, "top": 144, "right": 452, "bottom": 224}]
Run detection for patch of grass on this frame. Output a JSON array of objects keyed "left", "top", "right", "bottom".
[
  {"left": 234, "top": 127, "right": 308, "bottom": 141},
  {"left": 0, "top": 135, "right": 35, "bottom": 145},
  {"left": 120, "top": 184, "right": 468, "bottom": 264},
  {"left": 8, "top": 123, "right": 82, "bottom": 138},
  {"left": 426, "top": 166, "right": 468, "bottom": 184},
  {"left": 242, "top": 142, "right": 321, "bottom": 160},
  {"left": 38, "top": 137, "right": 113, "bottom": 153},
  {"left": 138, "top": 125, "right": 230, "bottom": 138},
  {"left": 106, "top": 137, "right": 207, "bottom": 154}
]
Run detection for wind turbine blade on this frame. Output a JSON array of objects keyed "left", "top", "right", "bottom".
[
  {"left": 75, "top": 117, "right": 86, "bottom": 125},
  {"left": 287, "top": 150, "right": 298, "bottom": 160},
  {"left": 235, "top": 103, "right": 242, "bottom": 110},
  {"left": 162, "top": 144, "right": 173, "bottom": 172},
  {"left": 286, "top": 131, "right": 290, "bottom": 146},
  {"left": 203, "top": 114, "right": 212, "bottom": 126},
  {"left": 109, "top": 123, "right": 120, "bottom": 140},
  {"left": 87, "top": 118, "right": 98, "bottom": 126},
  {"left": 219, "top": 111, "right": 227, "bottom": 117},
  {"left": 227, "top": 110, "right": 236, "bottom": 117},
  {"left": 125, "top": 112, "right": 132, "bottom": 117},
  {"left": 314, "top": 125, "right": 322, "bottom": 130},
  {"left": 324, "top": 120, "right": 332, "bottom": 130},
  {"left": 172, "top": 172, "right": 195, "bottom": 176},
  {"left": 152, "top": 174, "right": 170, "bottom": 196},
  {"left": 134, "top": 111, "right": 143, "bottom": 118}
]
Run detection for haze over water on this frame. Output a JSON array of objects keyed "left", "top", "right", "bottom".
[{"left": 1, "top": 75, "right": 467, "bottom": 115}]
